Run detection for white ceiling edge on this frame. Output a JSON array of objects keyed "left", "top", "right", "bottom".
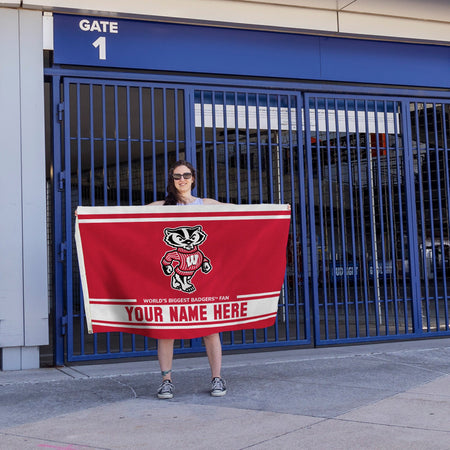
[{"left": 43, "top": 12, "right": 53, "bottom": 50}]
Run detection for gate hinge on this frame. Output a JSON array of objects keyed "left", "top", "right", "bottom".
[
  {"left": 59, "top": 241, "right": 67, "bottom": 262},
  {"left": 57, "top": 102, "right": 64, "bottom": 121},
  {"left": 60, "top": 315, "right": 68, "bottom": 336},
  {"left": 58, "top": 171, "right": 66, "bottom": 191}
]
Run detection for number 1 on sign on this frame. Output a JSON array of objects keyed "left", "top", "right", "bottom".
[{"left": 92, "top": 36, "right": 106, "bottom": 60}]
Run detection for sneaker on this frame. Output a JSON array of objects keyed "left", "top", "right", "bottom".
[
  {"left": 210, "top": 377, "right": 227, "bottom": 397},
  {"left": 157, "top": 380, "right": 174, "bottom": 399}
]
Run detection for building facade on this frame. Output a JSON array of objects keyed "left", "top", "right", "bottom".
[{"left": 1, "top": 1, "right": 449, "bottom": 369}]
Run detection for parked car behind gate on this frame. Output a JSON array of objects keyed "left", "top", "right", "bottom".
[{"left": 420, "top": 239, "right": 450, "bottom": 280}]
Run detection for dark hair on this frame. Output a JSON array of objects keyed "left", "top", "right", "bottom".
[{"left": 163, "top": 160, "right": 196, "bottom": 205}]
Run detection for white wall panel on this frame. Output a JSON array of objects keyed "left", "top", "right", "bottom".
[
  {"left": 340, "top": 12, "right": 450, "bottom": 43},
  {"left": 19, "top": 10, "right": 48, "bottom": 346},
  {"left": 0, "top": 9, "right": 24, "bottom": 348},
  {"left": 239, "top": 0, "right": 338, "bottom": 9},
  {"left": 339, "top": 0, "right": 450, "bottom": 23},
  {"left": 21, "top": 0, "right": 339, "bottom": 32}
]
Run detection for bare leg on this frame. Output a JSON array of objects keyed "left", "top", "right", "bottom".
[
  {"left": 203, "top": 333, "right": 222, "bottom": 378},
  {"left": 158, "top": 338, "right": 175, "bottom": 380}
]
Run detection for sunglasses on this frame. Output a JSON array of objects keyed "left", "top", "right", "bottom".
[{"left": 172, "top": 172, "right": 193, "bottom": 180}]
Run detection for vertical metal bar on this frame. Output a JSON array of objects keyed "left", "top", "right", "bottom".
[
  {"left": 412, "top": 102, "right": 427, "bottom": 329},
  {"left": 276, "top": 95, "right": 288, "bottom": 342},
  {"left": 245, "top": 93, "right": 251, "bottom": 202},
  {"left": 234, "top": 92, "right": 241, "bottom": 203},
  {"left": 312, "top": 96, "right": 329, "bottom": 341},
  {"left": 53, "top": 75, "right": 65, "bottom": 365},
  {"left": 255, "top": 93, "right": 263, "bottom": 202},
  {"left": 284, "top": 94, "right": 294, "bottom": 342},
  {"left": 185, "top": 87, "right": 196, "bottom": 176},
  {"left": 174, "top": 88, "right": 180, "bottom": 161},
  {"left": 354, "top": 99, "right": 370, "bottom": 336},
  {"left": 441, "top": 103, "right": 450, "bottom": 329},
  {"left": 128, "top": 86, "right": 138, "bottom": 351},
  {"left": 325, "top": 98, "right": 339, "bottom": 338},
  {"left": 297, "top": 93, "right": 311, "bottom": 343},
  {"left": 365, "top": 100, "right": 380, "bottom": 334},
  {"left": 253, "top": 91, "right": 269, "bottom": 341},
  {"left": 287, "top": 94, "right": 301, "bottom": 340},
  {"left": 417, "top": 102, "right": 430, "bottom": 328},
  {"left": 266, "top": 94, "right": 274, "bottom": 204},
  {"left": 423, "top": 102, "right": 439, "bottom": 327},
  {"left": 139, "top": 87, "right": 145, "bottom": 205},
  {"left": 432, "top": 102, "right": 445, "bottom": 330},
  {"left": 344, "top": 99, "right": 359, "bottom": 337},
  {"left": 126, "top": 86, "right": 132, "bottom": 205},
  {"left": 66, "top": 82, "right": 76, "bottom": 359},
  {"left": 374, "top": 101, "right": 389, "bottom": 332},
  {"left": 89, "top": 84, "right": 95, "bottom": 206},
  {"left": 277, "top": 96, "right": 285, "bottom": 203},
  {"left": 266, "top": 95, "right": 279, "bottom": 342},
  {"left": 383, "top": 101, "right": 399, "bottom": 334},
  {"left": 102, "top": 84, "right": 108, "bottom": 206},
  {"left": 114, "top": 85, "right": 120, "bottom": 205},
  {"left": 75, "top": 83, "right": 84, "bottom": 356},
  {"left": 334, "top": 99, "right": 350, "bottom": 338},
  {"left": 89, "top": 83, "right": 99, "bottom": 355},
  {"left": 393, "top": 101, "right": 409, "bottom": 332},
  {"left": 200, "top": 91, "right": 207, "bottom": 196},
  {"left": 223, "top": 91, "right": 230, "bottom": 203},
  {"left": 212, "top": 90, "right": 218, "bottom": 199},
  {"left": 403, "top": 100, "right": 423, "bottom": 334},
  {"left": 151, "top": 88, "right": 157, "bottom": 201},
  {"left": 163, "top": 88, "right": 168, "bottom": 190},
  {"left": 115, "top": 84, "right": 124, "bottom": 355}
]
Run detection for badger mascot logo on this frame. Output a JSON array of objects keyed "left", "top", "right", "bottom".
[{"left": 161, "top": 225, "right": 212, "bottom": 293}]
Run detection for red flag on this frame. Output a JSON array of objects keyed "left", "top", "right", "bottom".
[{"left": 75, "top": 204, "right": 291, "bottom": 339}]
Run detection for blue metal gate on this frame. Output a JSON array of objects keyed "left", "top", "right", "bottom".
[
  {"left": 410, "top": 100, "right": 450, "bottom": 335},
  {"left": 304, "top": 94, "right": 450, "bottom": 344},
  {"left": 51, "top": 73, "right": 450, "bottom": 363},
  {"left": 53, "top": 77, "right": 309, "bottom": 362}
]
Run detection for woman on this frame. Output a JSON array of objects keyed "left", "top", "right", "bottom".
[{"left": 151, "top": 160, "right": 226, "bottom": 399}]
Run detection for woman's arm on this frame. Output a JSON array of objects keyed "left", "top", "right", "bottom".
[{"left": 149, "top": 200, "right": 165, "bottom": 205}]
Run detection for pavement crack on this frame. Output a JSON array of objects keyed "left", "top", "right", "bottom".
[
  {"left": 367, "top": 354, "right": 449, "bottom": 376},
  {"left": 111, "top": 378, "right": 137, "bottom": 398},
  {"left": 0, "top": 431, "right": 110, "bottom": 449},
  {"left": 334, "top": 416, "right": 450, "bottom": 434},
  {"left": 239, "top": 418, "right": 331, "bottom": 449}
]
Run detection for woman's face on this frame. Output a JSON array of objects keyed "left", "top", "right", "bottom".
[{"left": 172, "top": 164, "right": 194, "bottom": 195}]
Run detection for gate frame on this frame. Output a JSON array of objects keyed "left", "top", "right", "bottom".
[{"left": 45, "top": 66, "right": 450, "bottom": 365}]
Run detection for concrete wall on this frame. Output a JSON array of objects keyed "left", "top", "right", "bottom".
[{"left": 0, "top": 9, "right": 48, "bottom": 370}]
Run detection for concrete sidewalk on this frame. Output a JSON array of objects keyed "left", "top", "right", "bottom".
[{"left": 1, "top": 338, "right": 449, "bottom": 449}]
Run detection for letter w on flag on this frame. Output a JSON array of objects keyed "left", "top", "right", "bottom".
[{"left": 75, "top": 204, "right": 291, "bottom": 339}]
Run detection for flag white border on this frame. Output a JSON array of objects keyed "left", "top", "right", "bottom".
[
  {"left": 75, "top": 203, "right": 290, "bottom": 335},
  {"left": 75, "top": 214, "right": 94, "bottom": 333},
  {"left": 76, "top": 203, "right": 290, "bottom": 216}
]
